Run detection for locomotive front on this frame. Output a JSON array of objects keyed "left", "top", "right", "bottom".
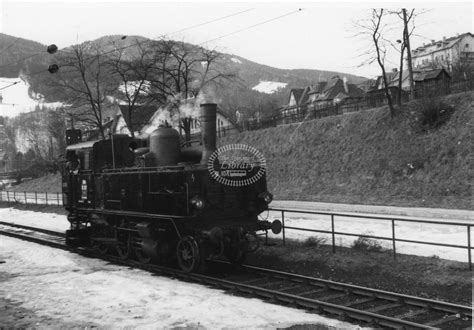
[{"left": 62, "top": 103, "right": 282, "bottom": 272}]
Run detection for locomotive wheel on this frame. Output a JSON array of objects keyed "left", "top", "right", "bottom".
[
  {"left": 93, "top": 242, "right": 109, "bottom": 255},
  {"left": 134, "top": 248, "right": 152, "bottom": 264},
  {"left": 176, "top": 236, "right": 201, "bottom": 273},
  {"left": 225, "top": 247, "right": 246, "bottom": 265},
  {"left": 116, "top": 243, "right": 131, "bottom": 260},
  {"left": 225, "top": 229, "right": 248, "bottom": 265}
]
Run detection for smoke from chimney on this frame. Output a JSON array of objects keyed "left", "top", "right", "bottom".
[{"left": 343, "top": 77, "right": 349, "bottom": 94}]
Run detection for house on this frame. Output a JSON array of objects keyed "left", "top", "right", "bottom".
[
  {"left": 411, "top": 32, "right": 474, "bottom": 73},
  {"left": 115, "top": 104, "right": 158, "bottom": 136},
  {"left": 280, "top": 87, "right": 310, "bottom": 122},
  {"left": 411, "top": 69, "right": 451, "bottom": 97},
  {"left": 113, "top": 102, "right": 238, "bottom": 140},
  {"left": 365, "top": 68, "right": 451, "bottom": 107},
  {"left": 385, "top": 68, "right": 450, "bottom": 95},
  {"left": 188, "top": 107, "right": 239, "bottom": 139},
  {"left": 305, "top": 77, "right": 365, "bottom": 114}
]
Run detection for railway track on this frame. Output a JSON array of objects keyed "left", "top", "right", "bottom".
[{"left": 0, "top": 222, "right": 471, "bottom": 329}]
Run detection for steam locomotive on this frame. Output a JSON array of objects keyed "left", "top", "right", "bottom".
[{"left": 62, "top": 103, "right": 281, "bottom": 272}]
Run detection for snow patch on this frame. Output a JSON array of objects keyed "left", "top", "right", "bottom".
[
  {"left": 252, "top": 81, "right": 287, "bottom": 94},
  {"left": 0, "top": 77, "right": 63, "bottom": 117},
  {"left": 118, "top": 80, "right": 151, "bottom": 97},
  {"left": 230, "top": 57, "right": 242, "bottom": 64},
  {"left": 0, "top": 236, "right": 354, "bottom": 328}
]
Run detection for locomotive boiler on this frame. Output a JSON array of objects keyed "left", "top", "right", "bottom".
[{"left": 62, "top": 103, "right": 281, "bottom": 272}]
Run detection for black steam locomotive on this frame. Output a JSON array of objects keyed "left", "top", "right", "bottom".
[{"left": 62, "top": 103, "right": 281, "bottom": 272}]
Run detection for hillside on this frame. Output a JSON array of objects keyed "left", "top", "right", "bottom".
[
  {"left": 220, "top": 92, "right": 473, "bottom": 210},
  {"left": 0, "top": 33, "right": 49, "bottom": 78},
  {"left": 1, "top": 33, "right": 367, "bottom": 120}
]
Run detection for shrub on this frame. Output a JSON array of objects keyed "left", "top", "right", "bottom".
[
  {"left": 352, "top": 236, "right": 383, "bottom": 252},
  {"left": 416, "top": 97, "right": 455, "bottom": 130},
  {"left": 302, "top": 236, "right": 327, "bottom": 248}
]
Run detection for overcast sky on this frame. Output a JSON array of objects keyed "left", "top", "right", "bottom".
[{"left": 0, "top": 0, "right": 472, "bottom": 78}]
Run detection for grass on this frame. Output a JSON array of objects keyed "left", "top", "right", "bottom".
[
  {"left": 301, "top": 236, "right": 327, "bottom": 248},
  {"left": 5, "top": 173, "right": 61, "bottom": 193},
  {"left": 351, "top": 236, "right": 384, "bottom": 252}
]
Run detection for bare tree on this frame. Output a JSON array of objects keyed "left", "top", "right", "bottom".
[
  {"left": 356, "top": 9, "right": 395, "bottom": 116},
  {"left": 45, "top": 109, "right": 67, "bottom": 156},
  {"left": 47, "top": 42, "right": 118, "bottom": 139},
  {"left": 386, "top": 9, "right": 416, "bottom": 105},
  {"left": 145, "top": 40, "right": 235, "bottom": 141},
  {"left": 108, "top": 39, "right": 157, "bottom": 137}
]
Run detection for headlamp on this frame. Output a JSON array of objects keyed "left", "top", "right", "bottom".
[
  {"left": 258, "top": 191, "right": 273, "bottom": 204},
  {"left": 190, "top": 196, "right": 205, "bottom": 209}
]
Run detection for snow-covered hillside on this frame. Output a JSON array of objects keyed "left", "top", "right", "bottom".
[
  {"left": 230, "top": 57, "right": 242, "bottom": 64},
  {"left": 252, "top": 81, "right": 287, "bottom": 94},
  {"left": 0, "top": 77, "right": 61, "bottom": 117}
]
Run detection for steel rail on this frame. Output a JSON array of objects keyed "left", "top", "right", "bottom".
[
  {"left": 0, "top": 225, "right": 471, "bottom": 329},
  {"left": 0, "top": 221, "right": 65, "bottom": 237},
  {"left": 237, "top": 263, "right": 472, "bottom": 316}
]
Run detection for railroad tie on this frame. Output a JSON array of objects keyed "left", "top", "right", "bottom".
[
  {"left": 239, "top": 277, "right": 269, "bottom": 285},
  {"left": 299, "top": 287, "right": 328, "bottom": 297},
  {"left": 394, "top": 308, "right": 428, "bottom": 320},
  {"left": 425, "top": 314, "right": 463, "bottom": 327},
  {"left": 366, "top": 302, "right": 401, "bottom": 313},
  {"left": 257, "top": 280, "right": 286, "bottom": 288},
  {"left": 316, "top": 292, "right": 347, "bottom": 302},
  {"left": 342, "top": 297, "right": 377, "bottom": 307},
  {"left": 279, "top": 284, "right": 305, "bottom": 293}
]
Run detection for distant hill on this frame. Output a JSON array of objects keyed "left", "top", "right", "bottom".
[
  {"left": 0, "top": 33, "right": 368, "bottom": 119},
  {"left": 0, "top": 33, "right": 49, "bottom": 78}
]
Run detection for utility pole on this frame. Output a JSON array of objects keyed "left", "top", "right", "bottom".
[{"left": 403, "top": 8, "right": 415, "bottom": 99}]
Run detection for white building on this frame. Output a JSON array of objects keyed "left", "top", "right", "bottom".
[{"left": 411, "top": 32, "right": 474, "bottom": 72}]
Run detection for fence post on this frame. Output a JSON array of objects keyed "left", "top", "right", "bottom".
[
  {"left": 35, "top": 191, "right": 38, "bottom": 204},
  {"left": 468, "top": 225, "right": 472, "bottom": 271},
  {"left": 392, "top": 219, "right": 397, "bottom": 260},
  {"left": 13, "top": 191, "right": 16, "bottom": 201},
  {"left": 24, "top": 191, "right": 27, "bottom": 204},
  {"left": 57, "top": 192, "right": 60, "bottom": 205},
  {"left": 45, "top": 192, "right": 48, "bottom": 205},
  {"left": 281, "top": 210, "right": 286, "bottom": 246},
  {"left": 7, "top": 191, "right": 9, "bottom": 202},
  {"left": 331, "top": 214, "right": 336, "bottom": 253}
]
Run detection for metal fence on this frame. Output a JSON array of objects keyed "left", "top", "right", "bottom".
[
  {"left": 270, "top": 207, "right": 473, "bottom": 270},
  {"left": 0, "top": 191, "right": 63, "bottom": 206},
  {"left": 0, "top": 190, "right": 471, "bottom": 269},
  {"left": 240, "top": 77, "right": 474, "bottom": 131}
]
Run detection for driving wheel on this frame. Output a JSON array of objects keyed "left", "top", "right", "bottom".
[
  {"left": 134, "top": 247, "right": 152, "bottom": 264},
  {"left": 176, "top": 236, "right": 201, "bottom": 273}
]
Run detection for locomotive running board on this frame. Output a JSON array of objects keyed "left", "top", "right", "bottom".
[{"left": 77, "top": 208, "right": 191, "bottom": 220}]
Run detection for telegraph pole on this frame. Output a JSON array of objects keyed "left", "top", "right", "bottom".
[{"left": 403, "top": 8, "right": 415, "bottom": 99}]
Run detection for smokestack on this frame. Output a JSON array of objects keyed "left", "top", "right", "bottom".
[{"left": 200, "top": 103, "right": 217, "bottom": 164}]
